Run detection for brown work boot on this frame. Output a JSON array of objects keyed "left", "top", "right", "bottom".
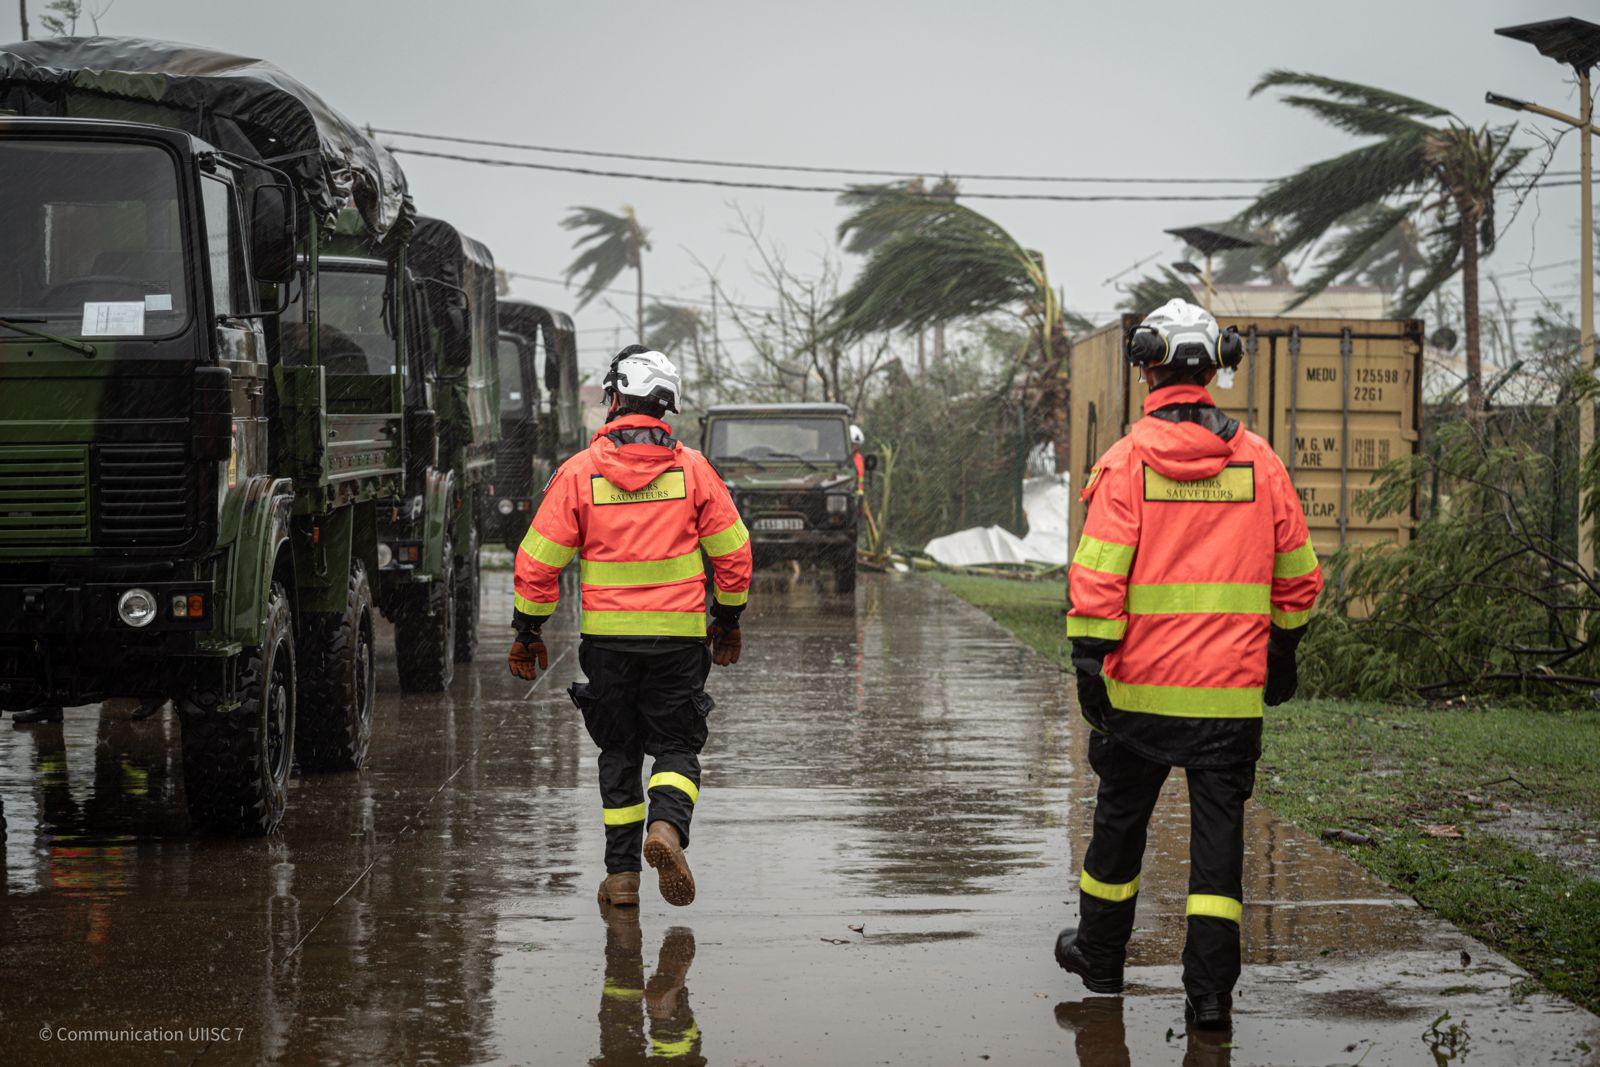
[
  {"left": 642, "top": 821, "right": 696, "bottom": 907},
  {"left": 597, "top": 871, "right": 640, "bottom": 908}
]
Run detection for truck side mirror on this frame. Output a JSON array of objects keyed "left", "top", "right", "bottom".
[
  {"left": 250, "top": 184, "right": 296, "bottom": 284},
  {"left": 427, "top": 281, "right": 473, "bottom": 371},
  {"left": 863, "top": 453, "right": 880, "bottom": 473}
]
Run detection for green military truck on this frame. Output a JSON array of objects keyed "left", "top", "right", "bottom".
[
  {"left": 0, "top": 37, "right": 424, "bottom": 834},
  {"left": 487, "top": 300, "right": 582, "bottom": 552},
  {"left": 702, "top": 402, "right": 863, "bottom": 592}
]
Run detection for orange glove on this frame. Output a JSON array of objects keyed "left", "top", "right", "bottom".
[
  {"left": 708, "top": 622, "right": 742, "bottom": 667},
  {"left": 508, "top": 633, "right": 548, "bottom": 680}
]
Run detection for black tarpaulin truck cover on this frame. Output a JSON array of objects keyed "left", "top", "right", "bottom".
[{"left": 0, "top": 35, "right": 412, "bottom": 240}]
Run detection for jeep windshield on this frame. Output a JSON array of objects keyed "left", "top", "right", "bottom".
[
  {"left": 709, "top": 417, "right": 850, "bottom": 465},
  {"left": 0, "top": 140, "right": 190, "bottom": 341}
]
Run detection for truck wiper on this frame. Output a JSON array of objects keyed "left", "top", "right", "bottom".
[
  {"left": 721, "top": 453, "right": 768, "bottom": 470},
  {"left": 761, "top": 450, "right": 822, "bottom": 471},
  {"left": 0, "top": 316, "right": 96, "bottom": 357}
]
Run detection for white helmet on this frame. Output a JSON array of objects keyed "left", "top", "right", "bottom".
[
  {"left": 603, "top": 346, "right": 681, "bottom": 413},
  {"left": 849, "top": 424, "right": 864, "bottom": 446},
  {"left": 1126, "top": 298, "right": 1241, "bottom": 370}
]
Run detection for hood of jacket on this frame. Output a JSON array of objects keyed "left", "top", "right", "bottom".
[
  {"left": 588, "top": 415, "right": 683, "bottom": 492},
  {"left": 1128, "top": 384, "right": 1235, "bottom": 482}
]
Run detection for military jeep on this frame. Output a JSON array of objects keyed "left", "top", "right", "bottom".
[{"left": 701, "top": 403, "right": 861, "bottom": 593}]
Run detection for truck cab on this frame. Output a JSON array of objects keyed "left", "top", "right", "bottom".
[
  {"left": 488, "top": 300, "right": 581, "bottom": 552},
  {"left": 701, "top": 402, "right": 861, "bottom": 592}
]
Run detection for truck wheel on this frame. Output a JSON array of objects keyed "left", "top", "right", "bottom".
[
  {"left": 295, "top": 559, "right": 375, "bottom": 771},
  {"left": 394, "top": 538, "right": 457, "bottom": 692},
  {"left": 179, "top": 581, "right": 295, "bottom": 836},
  {"left": 834, "top": 548, "right": 858, "bottom": 594},
  {"left": 453, "top": 533, "right": 480, "bottom": 664}
]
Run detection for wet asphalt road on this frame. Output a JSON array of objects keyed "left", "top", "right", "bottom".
[{"left": 1, "top": 571, "right": 1597, "bottom": 1065}]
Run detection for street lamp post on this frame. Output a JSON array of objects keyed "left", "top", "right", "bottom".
[{"left": 1491, "top": 17, "right": 1600, "bottom": 576}]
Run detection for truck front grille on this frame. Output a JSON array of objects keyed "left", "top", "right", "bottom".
[
  {"left": 0, "top": 445, "right": 91, "bottom": 545},
  {"left": 95, "top": 444, "right": 192, "bottom": 546}
]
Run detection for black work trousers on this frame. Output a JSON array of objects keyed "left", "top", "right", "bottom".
[
  {"left": 1077, "top": 730, "right": 1256, "bottom": 997},
  {"left": 571, "top": 640, "right": 713, "bottom": 874}
]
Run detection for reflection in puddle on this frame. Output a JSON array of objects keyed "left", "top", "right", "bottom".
[
  {"left": 1055, "top": 997, "right": 1235, "bottom": 1067},
  {"left": 596, "top": 909, "right": 703, "bottom": 1065}
]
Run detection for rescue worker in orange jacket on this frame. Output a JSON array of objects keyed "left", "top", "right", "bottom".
[
  {"left": 508, "top": 345, "right": 752, "bottom": 910},
  {"left": 1055, "top": 300, "right": 1322, "bottom": 1031}
]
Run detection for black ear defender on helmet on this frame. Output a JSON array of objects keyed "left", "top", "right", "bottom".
[
  {"left": 1124, "top": 325, "right": 1166, "bottom": 367},
  {"left": 1217, "top": 326, "right": 1244, "bottom": 369}
]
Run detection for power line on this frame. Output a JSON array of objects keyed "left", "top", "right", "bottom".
[
  {"left": 376, "top": 126, "right": 1584, "bottom": 187},
  {"left": 389, "top": 146, "right": 1257, "bottom": 203}
]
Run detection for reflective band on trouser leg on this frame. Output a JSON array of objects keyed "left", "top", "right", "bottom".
[
  {"left": 1080, "top": 869, "right": 1140, "bottom": 902},
  {"left": 603, "top": 980, "right": 643, "bottom": 1001},
  {"left": 1273, "top": 540, "right": 1319, "bottom": 579},
  {"left": 1125, "top": 582, "right": 1269, "bottom": 615},
  {"left": 520, "top": 528, "right": 578, "bottom": 569},
  {"left": 514, "top": 593, "right": 557, "bottom": 617},
  {"left": 651, "top": 1023, "right": 701, "bottom": 1058},
  {"left": 1102, "top": 676, "right": 1263, "bottom": 718},
  {"left": 1073, "top": 534, "right": 1135, "bottom": 576},
  {"left": 1186, "top": 894, "right": 1242, "bottom": 923},
  {"left": 581, "top": 550, "right": 706, "bottom": 586},
  {"left": 649, "top": 771, "right": 700, "bottom": 804},
  {"left": 700, "top": 518, "right": 749, "bottom": 558},
  {"left": 1066, "top": 615, "right": 1127, "bottom": 640},
  {"left": 603, "top": 803, "right": 647, "bottom": 826}
]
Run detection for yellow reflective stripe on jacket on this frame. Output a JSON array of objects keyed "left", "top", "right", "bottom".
[
  {"left": 603, "top": 979, "right": 644, "bottom": 1001},
  {"left": 603, "top": 802, "right": 646, "bottom": 826},
  {"left": 1273, "top": 540, "right": 1319, "bottom": 580},
  {"left": 582, "top": 610, "right": 708, "bottom": 638},
  {"left": 1073, "top": 534, "right": 1136, "bottom": 576},
  {"left": 580, "top": 550, "right": 705, "bottom": 587},
  {"left": 1080, "top": 869, "right": 1140, "bottom": 902},
  {"left": 514, "top": 593, "right": 557, "bottom": 617},
  {"left": 1125, "top": 582, "right": 1269, "bottom": 615},
  {"left": 700, "top": 518, "right": 749, "bottom": 558},
  {"left": 1271, "top": 606, "right": 1312, "bottom": 628},
  {"left": 648, "top": 771, "right": 700, "bottom": 804},
  {"left": 1103, "top": 676, "right": 1263, "bottom": 718},
  {"left": 1187, "top": 893, "right": 1242, "bottom": 923},
  {"left": 1066, "top": 616, "right": 1128, "bottom": 640},
  {"left": 713, "top": 587, "right": 748, "bottom": 606},
  {"left": 520, "top": 528, "right": 577, "bottom": 569}
]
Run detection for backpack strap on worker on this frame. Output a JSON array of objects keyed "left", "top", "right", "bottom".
[{"left": 1149, "top": 403, "right": 1239, "bottom": 442}]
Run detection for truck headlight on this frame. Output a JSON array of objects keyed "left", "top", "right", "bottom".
[
  {"left": 497, "top": 498, "right": 515, "bottom": 516},
  {"left": 378, "top": 543, "right": 394, "bottom": 569},
  {"left": 117, "top": 588, "right": 158, "bottom": 628},
  {"left": 826, "top": 494, "right": 850, "bottom": 514}
]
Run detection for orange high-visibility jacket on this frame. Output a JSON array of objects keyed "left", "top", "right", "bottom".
[
  {"left": 1068, "top": 385, "right": 1322, "bottom": 722},
  {"left": 514, "top": 415, "right": 752, "bottom": 638}
]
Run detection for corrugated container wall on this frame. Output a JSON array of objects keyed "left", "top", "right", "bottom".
[{"left": 1067, "top": 314, "right": 1424, "bottom": 566}]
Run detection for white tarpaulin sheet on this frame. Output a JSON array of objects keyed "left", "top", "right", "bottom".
[{"left": 923, "top": 475, "right": 1070, "bottom": 568}]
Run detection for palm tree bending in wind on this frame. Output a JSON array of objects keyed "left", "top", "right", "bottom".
[
  {"left": 1244, "top": 71, "right": 1527, "bottom": 416},
  {"left": 562, "top": 205, "right": 652, "bottom": 341}
]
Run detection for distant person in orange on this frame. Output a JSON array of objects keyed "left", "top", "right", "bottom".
[
  {"left": 1056, "top": 300, "right": 1323, "bottom": 1031},
  {"left": 508, "top": 346, "right": 751, "bottom": 910},
  {"left": 849, "top": 424, "right": 866, "bottom": 496}
]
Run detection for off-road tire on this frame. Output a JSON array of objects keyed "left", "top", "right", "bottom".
[
  {"left": 295, "top": 559, "right": 375, "bottom": 771},
  {"left": 453, "top": 531, "right": 480, "bottom": 664},
  {"left": 179, "top": 582, "right": 295, "bottom": 836},
  {"left": 834, "top": 547, "right": 858, "bottom": 595},
  {"left": 395, "top": 537, "right": 456, "bottom": 692}
]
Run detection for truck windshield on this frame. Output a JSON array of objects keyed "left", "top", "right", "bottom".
[
  {"left": 281, "top": 267, "right": 397, "bottom": 374},
  {"left": 498, "top": 335, "right": 531, "bottom": 415},
  {"left": 0, "top": 140, "right": 190, "bottom": 340},
  {"left": 710, "top": 417, "right": 850, "bottom": 464}
]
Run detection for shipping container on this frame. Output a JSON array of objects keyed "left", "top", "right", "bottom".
[{"left": 1067, "top": 314, "right": 1424, "bottom": 564}]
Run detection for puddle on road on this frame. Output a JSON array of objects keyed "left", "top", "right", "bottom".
[{"left": 0, "top": 572, "right": 1596, "bottom": 1063}]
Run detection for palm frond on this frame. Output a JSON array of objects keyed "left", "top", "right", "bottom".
[
  {"left": 1118, "top": 268, "right": 1195, "bottom": 317},
  {"left": 1285, "top": 200, "right": 1419, "bottom": 309},
  {"left": 561, "top": 204, "right": 651, "bottom": 310},
  {"left": 1251, "top": 70, "right": 1452, "bottom": 120}
]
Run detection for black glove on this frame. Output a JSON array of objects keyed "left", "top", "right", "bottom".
[
  {"left": 1071, "top": 638, "right": 1118, "bottom": 726},
  {"left": 1263, "top": 624, "right": 1304, "bottom": 707}
]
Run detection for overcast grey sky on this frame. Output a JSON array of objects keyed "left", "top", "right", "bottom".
[{"left": 25, "top": 0, "right": 1596, "bottom": 370}]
